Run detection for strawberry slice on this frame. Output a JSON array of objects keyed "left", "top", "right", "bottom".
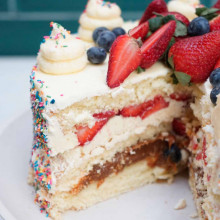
[
  {"left": 75, "top": 120, "right": 108, "bottom": 146},
  {"left": 93, "top": 110, "right": 116, "bottom": 119},
  {"left": 141, "top": 95, "right": 169, "bottom": 119},
  {"left": 213, "top": 0, "right": 220, "bottom": 9},
  {"left": 139, "top": 0, "right": 168, "bottom": 25},
  {"left": 169, "top": 31, "right": 220, "bottom": 83},
  {"left": 170, "top": 93, "right": 191, "bottom": 101},
  {"left": 210, "top": 15, "right": 220, "bottom": 31},
  {"left": 120, "top": 101, "right": 153, "bottom": 117},
  {"left": 202, "top": 137, "right": 207, "bottom": 166},
  {"left": 107, "top": 35, "right": 142, "bottom": 88},
  {"left": 140, "top": 20, "right": 176, "bottom": 69},
  {"left": 172, "top": 118, "right": 186, "bottom": 136},
  {"left": 151, "top": 12, "right": 189, "bottom": 26},
  {"left": 214, "top": 56, "right": 220, "bottom": 69},
  {"left": 76, "top": 111, "right": 116, "bottom": 146},
  {"left": 129, "top": 21, "right": 149, "bottom": 41},
  {"left": 121, "top": 95, "right": 168, "bottom": 119}
]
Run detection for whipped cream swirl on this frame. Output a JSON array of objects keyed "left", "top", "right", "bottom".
[
  {"left": 168, "top": 0, "right": 201, "bottom": 21},
  {"left": 78, "top": 0, "right": 124, "bottom": 42},
  {"left": 37, "top": 22, "right": 87, "bottom": 75}
]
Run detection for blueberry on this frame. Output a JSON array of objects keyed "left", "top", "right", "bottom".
[
  {"left": 188, "top": 17, "right": 210, "bottom": 36},
  {"left": 210, "top": 86, "right": 220, "bottom": 105},
  {"left": 112, "top": 27, "right": 126, "bottom": 37},
  {"left": 92, "top": 27, "right": 108, "bottom": 42},
  {"left": 169, "top": 144, "right": 182, "bottom": 163},
  {"left": 96, "top": 31, "right": 116, "bottom": 52},
  {"left": 163, "top": 142, "right": 170, "bottom": 157},
  {"left": 209, "top": 68, "right": 220, "bottom": 87},
  {"left": 87, "top": 47, "right": 107, "bottom": 64}
]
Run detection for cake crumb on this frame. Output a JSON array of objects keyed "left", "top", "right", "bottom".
[
  {"left": 190, "top": 213, "right": 198, "bottom": 218},
  {"left": 167, "top": 177, "right": 174, "bottom": 185},
  {"left": 174, "top": 199, "right": 187, "bottom": 210}
]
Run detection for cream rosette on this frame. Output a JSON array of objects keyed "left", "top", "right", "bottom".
[
  {"left": 168, "top": 0, "right": 201, "bottom": 21},
  {"left": 78, "top": 0, "right": 124, "bottom": 42},
  {"left": 37, "top": 22, "right": 87, "bottom": 75}
]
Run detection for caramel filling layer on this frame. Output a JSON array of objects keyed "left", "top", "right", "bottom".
[{"left": 71, "top": 136, "right": 187, "bottom": 195}]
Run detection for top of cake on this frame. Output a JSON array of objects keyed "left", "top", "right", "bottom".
[{"left": 33, "top": 0, "right": 220, "bottom": 111}]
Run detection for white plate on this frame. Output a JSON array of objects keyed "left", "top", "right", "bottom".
[{"left": 0, "top": 110, "right": 197, "bottom": 220}]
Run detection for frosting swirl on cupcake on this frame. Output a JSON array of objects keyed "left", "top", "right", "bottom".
[
  {"left": 168, "top": 0, "right": 201, "bottom": 21},
  {"left": 37, "top": 22, "right": 87, "bottom": 75},
  {"left": 78, "top": 0, "right": 124, "bottom": 42}
]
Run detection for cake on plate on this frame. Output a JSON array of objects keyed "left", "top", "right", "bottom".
[{"left": 28, "top": 0, "right": 220, "bottom": 219}]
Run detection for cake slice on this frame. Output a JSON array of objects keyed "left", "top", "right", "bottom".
[
  {"left": 29, "top": 21, "right": 192, "bottom": 219},
  {"left": 28, "top": 0, "right": 220, "bottom": 219}
]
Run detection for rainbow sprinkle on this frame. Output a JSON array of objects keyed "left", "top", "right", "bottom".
[{"left": 30, "top": 66, "right": 54, "bottom": 215}]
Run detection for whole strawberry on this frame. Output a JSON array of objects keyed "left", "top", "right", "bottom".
[
  {"left": 214, "top": 56, "right": 220, "bottom": 69},
  {"left": 169, "top": 31, "right": 220, "bottom": 83},
  {"left": 151, "top": 12, "right": 190, "bottom": 26},
  {"left": 210, "top": 15, "right": 220, "bottom": 31},
  {"left": 213, "top": 0, "right": 220, "bottom": 9},
  {"left": 139, "top": 0, "right": 168, "bottom": 25}
]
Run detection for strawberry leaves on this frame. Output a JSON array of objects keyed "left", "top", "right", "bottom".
[
  {"left": 168, "top": 56, "right": 191, "bottom": 86},
  {"left": 196, "top": 7, "right": 220, "bottom": 20},
  {"left": 149, "top": 16, "right": 163, "bottom": 32},
  {"left": 136, "top": 66, "right": 146, "bottom": 73},
  {"left": 148, "top": 14, "right": 187, "bottom": 37}
]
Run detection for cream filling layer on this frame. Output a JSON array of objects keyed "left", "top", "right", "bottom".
[{"left": 46, "top": 99, "right": 185, "bottom": 157}]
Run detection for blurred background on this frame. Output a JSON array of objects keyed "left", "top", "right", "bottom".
[{"left": 0, "top": 0, "right": 215, "bottom": 55}]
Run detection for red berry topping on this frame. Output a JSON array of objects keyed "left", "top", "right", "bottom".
[
  {"left": 172, "top": 118, "right": 186, "bottom": 136},
  {"left": 129, "top": 21, "right": 149, "bottom": 41},
  {"left": 139, "top": 0, "right": 168, "bottom": 25},
  {"left": 169, "top": 31, "right": 220, "bottom": 83},
  {"left": 140, "top": 21, "right": 176, "bottom": 69},
  {"left": 107, "top": 35, "right": 142, "bottom": 88}
]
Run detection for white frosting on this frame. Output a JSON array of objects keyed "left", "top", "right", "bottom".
[
  {"left": 37, "top": 22, "right": 87, "bottom": 75},
  {"left": 34, "top": 61, "right": 171, "bottom": 110},
  {"left": 168, "top": 0, "right": 201, "bottom": 21},
  {"left": 78, "top": 0, "right": 124, "bottom": 42}
]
